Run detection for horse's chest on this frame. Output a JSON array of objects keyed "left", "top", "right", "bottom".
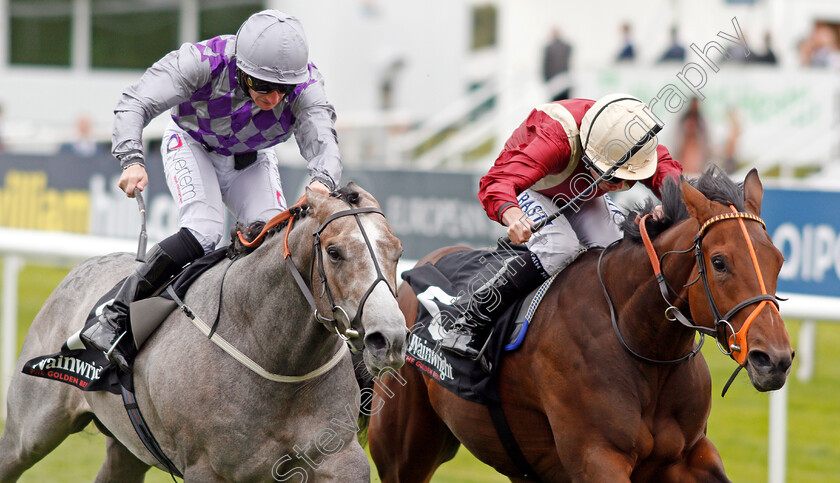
[{"left": 641, "top": 408, "right": 705, "bottom": 463}]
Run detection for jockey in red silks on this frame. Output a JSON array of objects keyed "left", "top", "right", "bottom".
[
  {"left": 440, "top": 93, "right": 683, "bottom": 358},
  {"left": 82, "top": 10, "right": 342, "bottom": 372}
]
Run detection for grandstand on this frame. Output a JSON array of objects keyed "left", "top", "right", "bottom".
[{"left": 0, "top": 0, "right": 838, "bottom": 178}]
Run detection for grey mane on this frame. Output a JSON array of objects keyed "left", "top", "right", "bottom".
[{"left": 227, "top": 184, "right": 365, "bottom": 258}]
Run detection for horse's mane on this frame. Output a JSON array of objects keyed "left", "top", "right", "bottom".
[
  {"left": 620, "top": 165, "right": 746, "bottom": 242},
  {"left": 227, "top": 185, "right": 364, "bottom": 258}
]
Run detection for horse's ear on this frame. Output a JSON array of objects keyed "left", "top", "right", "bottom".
[
  {"left": 680, "top": 178, "right": 715, "bottom": 224},
  {"left": 304, "top": 187, "right": 329, "bottom": 210},
  {"left": 743, "top": 168, "right": 763, "bottom": 216}
]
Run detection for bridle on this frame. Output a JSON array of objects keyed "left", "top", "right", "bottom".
[
  {"left": 691, "top": 207, "right": 780, "bottom": 363},
  {"left": 238, "top": 196, "right": 395, "bottom": 353},
  {"left": 307, "top": 202, "right": 395, "bottom": 352},
  {"left": 602, "top": 205, "right": 779, "bottom": 368}
]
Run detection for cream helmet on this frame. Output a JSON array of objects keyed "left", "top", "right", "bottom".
[{"left": 579, "top": 93, "right": 661, "bottom": 181}]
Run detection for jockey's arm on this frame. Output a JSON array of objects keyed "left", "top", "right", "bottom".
[
  {"left": 640, "top": 145, "right": 683, "bottom": 199},
  {"left": 112, "top": 43, "right": 207, "bottom": 196},
  {"left": 640, "top": 144, "right": 683, "bottom": 220},
  {"left": 291, "top": 69, "right": 342, "bottom": 192},
  {"left": 308, "top": 179, "right": 331, "bottom": 195},
  {"left": 479, "top": 111, "right": 570, "bottom": 224},
  {"left": 119, "top": 164, "right": 148, "bottom": 198}
]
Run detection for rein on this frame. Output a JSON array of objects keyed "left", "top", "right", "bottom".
[
  {"left": 693, "top": 207, "right": 779, "bottom": 364},
  {"left": 237, "top": 194, "right": 393, "bottom": 353},
  {"left": 603, "top": 206, "right": 778, "bottom": 372},
  {"left": 167, "top": 283, "right": 348, "bottom": 383},
  {"left": 168, "top": 195, "right": 393, "bottom": 382},
  {"left": 164, "top": 196, "right": 350, "bottom": 383},
  {"left": 598, "top": 241, "right": 706, "bottom": 366},
  {"left": 305, "top": 204, "right": 392, "bottom": 352}
]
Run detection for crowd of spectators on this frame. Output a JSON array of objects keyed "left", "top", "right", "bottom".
[
  {"left": 799, "top": 22, "right": 840, "bottom": 69},
  {"left": 536, "top": 19, "right": 840, "bottom": 176}
]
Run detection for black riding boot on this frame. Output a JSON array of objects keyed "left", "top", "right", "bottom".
[
  {"left": 81, "top": 228, "right": 204, "bottom": 373},
  {"left": 439, "top": 250, "right": 550, "bottom": 359}
]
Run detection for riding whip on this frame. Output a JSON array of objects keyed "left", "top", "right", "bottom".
[
  {"left": 499, "top": 123, "right": 662, "bottom": 246},
  {"left": 134, "top": 188, "right": 148, "bottom": 262}
]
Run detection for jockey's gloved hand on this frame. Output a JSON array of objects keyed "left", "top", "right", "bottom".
[
  {"left": 119, "top": 164, "right": 148, "bottom": 198},
  {"left": 502, "top": 207, "right": 534, "bottom": 245}
]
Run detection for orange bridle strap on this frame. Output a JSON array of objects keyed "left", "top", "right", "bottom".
[
  {"left": 720, "top": 205, "right": 780, "bottom": 365},
  {"left": 639, "top": 214, "right": 661, "bottom": 276},
  {"left": 236, "top": 195, "right": 307, "bottom": 258},
  {"left": 636, "top": 207, "right": 778, "bottom": 366}
]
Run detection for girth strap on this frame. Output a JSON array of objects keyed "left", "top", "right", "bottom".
[
  {"left": 487, "top": 401, "right": 543, "bottom": 482},
  {"left": 121, "top": 384, "right": 183, "bottom": 480}
]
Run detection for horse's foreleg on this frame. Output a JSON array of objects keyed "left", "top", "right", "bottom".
[
  {"left": 0, "top": 375, "right": 92, "bottom": 481},
  {"left": 369, "top": 369, "right": 459, "bottom": 483},
  {"left": 306, "top": 440, "right": 370, "bottom": 482},
  {"left": 93, "top": 435, "right": 151, "bottom": 483},
  {"left": 654, "top": 436, "right": 730, "bottom": 483},
  {"left": 555, "top": 440, "right": 634, "bottom": 483}
]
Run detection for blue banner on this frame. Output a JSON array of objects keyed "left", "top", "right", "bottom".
[{"left": 762, "top": 187, "right": 840, "bottom": 297}]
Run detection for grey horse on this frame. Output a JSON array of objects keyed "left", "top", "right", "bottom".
[{"left": 0, "top": 184, "right": 407, "bottom": 482}]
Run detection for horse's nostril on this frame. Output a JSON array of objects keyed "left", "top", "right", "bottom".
[
  {"left": 365, "top": 332, "right": 388, "bottom": 353},
  {"left": 777, "top": 355, "right": 793, "bottom": 373},
  {"left": 748, "top": 350, "right": 773, "bottom": 369}
]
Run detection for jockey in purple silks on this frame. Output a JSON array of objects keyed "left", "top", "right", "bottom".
[{"left": 82, "top": 10, "right": 342, "bottom": 372}]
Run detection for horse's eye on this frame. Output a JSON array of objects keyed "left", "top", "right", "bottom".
[
  {"left": 711, "top": 256, "right": 727, "bottom": 272},
  {"left": 327, "top": 246, "right": 343, "bottom": 262}
]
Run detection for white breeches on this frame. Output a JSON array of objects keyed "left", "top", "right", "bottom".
[
  {"left": 161, "top": 122, "right": 287, "bottom": 253},
  {"left": 516, "top": 189, "right": 624, "bottom": 275}
]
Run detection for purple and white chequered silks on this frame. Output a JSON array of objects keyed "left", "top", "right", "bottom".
[
  {"left": 171, "top": 35, "right": 318, "bottom": 156},
  {"left": 112, "top": 31, "right": 340, "bottom": 189}
]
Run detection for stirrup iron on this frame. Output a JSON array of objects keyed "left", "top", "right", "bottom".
[{"left": 104, "top": 331, "right": 128, "bottom": 361}]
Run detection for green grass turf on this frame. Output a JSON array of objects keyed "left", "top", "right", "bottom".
[{"left": 2, "top": 263, "right": 839, "bottom": 482}]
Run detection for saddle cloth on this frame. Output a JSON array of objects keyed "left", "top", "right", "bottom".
[
  {"left": 401, "top": 247, "right": 557, "bottom": 405},
  {"left": 21, "top": 248, "right": 228, "bottom": 394}
]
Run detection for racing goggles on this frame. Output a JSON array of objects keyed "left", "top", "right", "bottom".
[
  {"left": 581, "top": 154, "right": 622, "bottom": 184},
  {"left": 581, "top": 123, "right": 663, "bottom": 185},
  {"left": 243, "top": 73, "right": 296, "bottom": 95}
]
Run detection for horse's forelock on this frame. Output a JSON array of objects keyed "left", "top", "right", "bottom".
[
  {"left": 332, "top": 185, "right": 363, "bottom": 206},
  {"left": 621, "top": 165, "right": 744, "bottom": 243}
]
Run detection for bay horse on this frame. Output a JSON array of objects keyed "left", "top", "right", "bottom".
[
  {"left": 369, "top": 169, "right": 792, "bottom": 482},
  {"left": 0, "top": 183, "right": 407, "bottom": 482}
]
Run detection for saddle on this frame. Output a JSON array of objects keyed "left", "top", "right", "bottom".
[
  {"left": 401, "top": 247, "right": 558, "bottom": 405},
  {"left": 22, "top": 248, "right": 228, "bottom": 394}
]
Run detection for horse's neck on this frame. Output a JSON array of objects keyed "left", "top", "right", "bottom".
[
  {"left": 220, "top": 221, "right": 342, "bottom": 375},
  {"left": 607, "top": 222, "right": 699, "bottom": 359}
]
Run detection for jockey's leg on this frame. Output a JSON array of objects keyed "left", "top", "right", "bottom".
[
  {"left": 441, "top": 189, "right": 590, "bottom": 358},
  {"left": 80, "top": 228, "right": 204, "bottom": 372},
  {"left": 521, "top": 192, "right": 585, "bottom": 276},
  {"left": 439, "top": 249, "right": 550, "bottom": 358},
  {"left": 83, "top": 125, "right": 223, "bottom": 373},
  {"left": 220, "top": 147, "right": 287, "bottom": 226}
]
